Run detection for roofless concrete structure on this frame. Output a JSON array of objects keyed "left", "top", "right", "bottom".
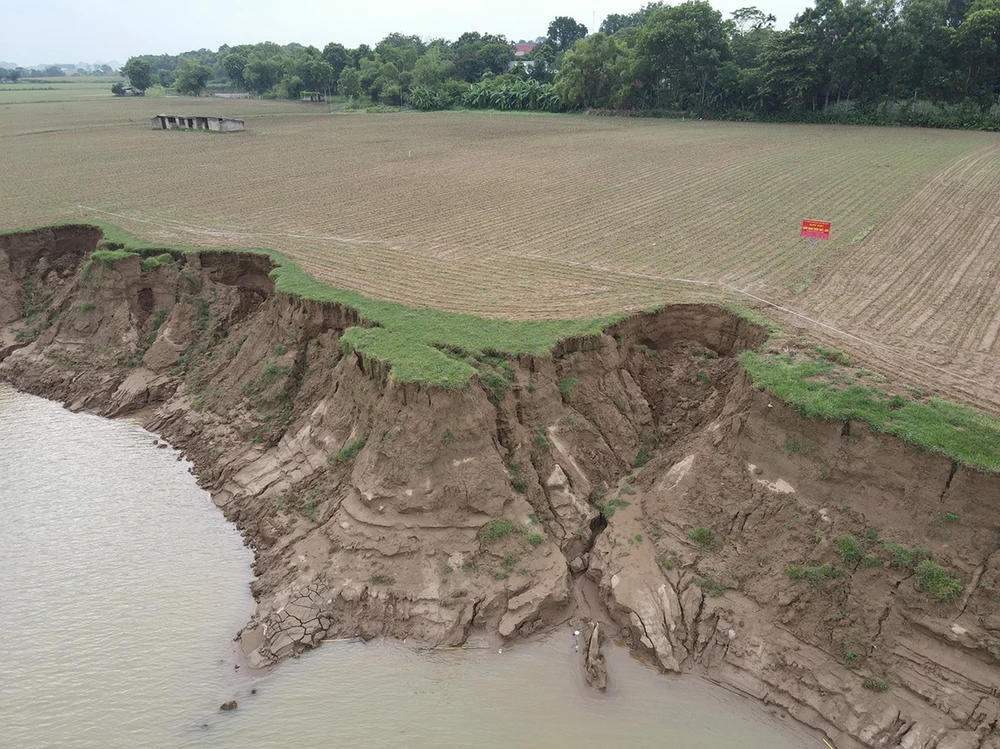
[{"left": 151, "top": 114, "right": 245, "bottom": 132}]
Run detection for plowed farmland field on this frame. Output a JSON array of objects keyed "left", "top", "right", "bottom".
[{"left": 3, "top": 87, "right": 1000, "bottom": 409}]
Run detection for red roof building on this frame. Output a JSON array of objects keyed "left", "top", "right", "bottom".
[{"left": 514, "top": 44, "right": 536, "bottom": 57}]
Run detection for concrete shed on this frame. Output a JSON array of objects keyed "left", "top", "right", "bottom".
[{"left": 151, "top": 114, "right": 245, "bottom": 132}]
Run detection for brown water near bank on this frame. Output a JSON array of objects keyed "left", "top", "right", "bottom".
[{"left": 3, "top": 225, "right": 1000, "bottom": 748}]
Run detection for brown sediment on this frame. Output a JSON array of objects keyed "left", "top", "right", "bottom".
[{"left": 2, "top": 225, "right": 1000, "bottom": 749}]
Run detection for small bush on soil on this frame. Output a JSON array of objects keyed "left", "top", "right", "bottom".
[
  {"left": 139, "top": 252, "right": 176, "bottom": 272},
  {"left": 882, "top": 541, "right": 931, "bottom": 569},
  {"left": 687, "top": 527, "right": 714, "bottom": 550},
  {"left": 695, "top": 370, "right": 711, "bottom": 386},
  {"left": 659, "top": 551, "right": 680, "bottom": 571},
  {"left": 478, "top": 518, "right": 516, "bottom": 543},
  {"left": 600, "top": 496, "right": 630, "bottom": 518},
  {"left": 843, "top": 649, "right": 862, "bottom": 665},
  {"left": 695, "top": 576, "right": 727, "bottom": 597},
  {"left": 442, "top": 429, "right": 456, "bottom": 445},
  {"left": 634, "top": 446, "right": 652, "bottom": 467},
  {"left": 786, "top": 564, "right": 840, "bottom": 584},
  {"left": 507, "top": 460, "right": 527, "bottom": 493},
  {"left": 532, "top": 427, "right": 550, "bottom": 454},
  {"left": 862, "top": 677, "right": 890, "bottom": 693},
  {"left": 524, "top": 531, "right": 545, "bottom": 547},
  {"left": 558, "top": 377, "right": 579, "bottom": 402},
  {"left": 369, "top": 573, "right": 394, "bottom": 585},
  {"left": 835, "top": 535, "right": 864, "bottom": 565},
  {"left": 300, "top": 499, "right": 316, "bottom": 521},
  {"left": 333, "top": 438, "right": 367, "bottom": 463},
  {"left": 915, "top": 560, "right": 962, "bottom": 601}
]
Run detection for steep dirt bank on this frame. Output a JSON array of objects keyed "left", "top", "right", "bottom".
[{"left": 2, "top": 226, "right": 999, "bottom": 749}]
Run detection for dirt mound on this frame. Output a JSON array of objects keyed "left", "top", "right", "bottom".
[{"left": 3, "top": 226, "right": 1000, "bottom": 749}]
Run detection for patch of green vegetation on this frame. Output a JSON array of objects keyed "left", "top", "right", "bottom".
[
  {"left": 300, "top": 498, "right": 317, "bottom": 521},
  {"left": 532, "top": 427, "right": 550, "bottom": 454},
  {"left": 442, "top": 428, "right": 456, "bottom": 445},
  {"left": 478, "top": 518, "right": 516, "bottom": 544},
  {"left": 558, "top": 377, "right": 579, "bottom": 402},
  {"left": 501, "top": 551, "right": 519, "bottom": 572},
  {"left": 14, "top": 221, "right": 623, "bottom": 389},
  {"left": 882, "top": 541, "right": 931, "bottom": 569},
  {"left": 333, "top": 437, "right": 367, "bottom": 463},
  {"left": 786, "top": 563, "right": 840, "bottom": 584},
  {"left": 741, "top": 350, "right": 1000, "bottom": 472},
  {"left": 695, "top": 575, "right": 727, "bottom": 597},
  {"left": 599, "top": 495, "right": 630, "bottom": 519},
  {"left": 139, "top": 252, "right": 176, "bottom": 272},
  {"left": 862, "top": 677, "right": 890, "bottom": 693},
  {"left": 369, "top": 573, "right": 394, "bottom": 585},
  {"left": 524, "top": 530, "right": 545, "bottom": 547},
  {"left": 659, "top": 551, "right": 680, "bottom": 571},
  {"left": 835, "top": 535, "right": 864, "bottom": 565},
  {"left": 81, "top": 249, "right": 135, "bottom": 281},
  {"left": 783, "top": 436, "right": 817, "bottom": 455},
  {"left": 915, "top": 560, "right": 962, "bottom": 601},
  {"left": 634, "top": 445, "right": 652, "bottom": 468},
  {"left": 695, "top": 369, "right": 711, "bottom": 386},
  {"left": 70, "top": 301, "right": 95, "bottom": 314},
  {"left": 815, "top": 346, "right": 852, "bottom": 367},
  {"left": 687, "top": 526, "right": 714, "bottom": 550},
  {"left": 507, "top": 459, "right": 527, "bottom": 494}
]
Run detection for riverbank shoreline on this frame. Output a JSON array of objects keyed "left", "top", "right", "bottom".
[{"left": 4, "top": 224, "right": 1000, "bottom": 749}]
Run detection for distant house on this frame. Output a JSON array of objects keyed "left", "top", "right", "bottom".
[
  {"left": 300, "top": 91, "right": 325, "bottom": 102},
  {"left": 508, "top": 60, "right": 537, "bottom": 73},
  {"left": 151, "top": 114, "right": 245, "bottom": 132},
  {"left": 514, "top": 44, "right": 536, "bottom": 57}
]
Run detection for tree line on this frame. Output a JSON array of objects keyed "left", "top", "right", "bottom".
[{"left": 117, "top": 0, "right": 1000, "bottom": 129}]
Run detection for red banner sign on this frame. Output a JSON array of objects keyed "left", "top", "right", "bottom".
[{"left": 800, "top": 219, "right": 832, "bottom": 240}]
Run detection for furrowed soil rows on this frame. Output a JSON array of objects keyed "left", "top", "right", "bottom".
[{"left": 2, "top": 91, "right": 999, "bottom": 408}]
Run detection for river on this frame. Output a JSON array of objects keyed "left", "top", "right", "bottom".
[{"left": 0, "top": 383, "right": 819, "bottom": 748}]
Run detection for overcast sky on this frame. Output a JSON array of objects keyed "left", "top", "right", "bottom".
[{"left": 2, "top": 0, "right": 808, "bottom": 67}]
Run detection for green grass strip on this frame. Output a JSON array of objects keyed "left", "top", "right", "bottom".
[
  {"left": 1, "top": 221, "right": 621, "bottom": 388},
  {"left": 740, "top": 351, "right": 1000, "bottom": 472}
]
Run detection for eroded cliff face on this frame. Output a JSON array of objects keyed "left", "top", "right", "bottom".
[{"left": 2, "top": 226, "right": 999, "bottom": 749}]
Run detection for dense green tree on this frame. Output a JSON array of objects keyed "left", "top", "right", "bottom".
[
  {"left": 297, "top": 57, "right": 337, "bottom": 92},
  {"left": 600, "top": 3, "right": 665, "bottom": 35},
  {"left": 338, "top": 67, "right": 362, "bottom": 98},
  {"left": 122, "top": 57, "right": 152, "bottom": 92},
  {"left": 956, "top": 2, "right": 1000, "bottom": 102},
  {"left": 243, "top": 54, "right": 283, "bottom": 94},
  {"left": 173, "top": 59, "right": 212, "bottom": 95},
  {"left": 222, "top": 51, "right": 248, "bottom": 88},
  {"left": 554, "top": 34, "right": 634, "bottom": 108},
  {"left": 637, "top": 1, "right": 731, "bottom": 109},
  {"left": 547, "top": 16, "right": 589, "bottom": 51},
  {"left": 321, "top": 43, "right": 350, "bottom": 86}
]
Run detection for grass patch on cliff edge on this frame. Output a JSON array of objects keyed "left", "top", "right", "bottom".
[
  {"left": 2, "top": 222, "right": 621, "bottom": 389},
  {"left": 740, "top": 350, "right": 1000, "bottom": 473}
]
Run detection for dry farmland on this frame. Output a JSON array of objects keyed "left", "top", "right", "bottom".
[{"left": 3, "top": 82, "right": 1000, "bottom": 409}]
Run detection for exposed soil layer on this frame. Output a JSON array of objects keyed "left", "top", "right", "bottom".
[{"left": 3, "top": 226, "right": 1000, "bottom": 749}]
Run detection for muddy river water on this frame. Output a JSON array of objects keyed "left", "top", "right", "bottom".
[{"left": 0, "top": 383, "right": 820, "bottom": 748}]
